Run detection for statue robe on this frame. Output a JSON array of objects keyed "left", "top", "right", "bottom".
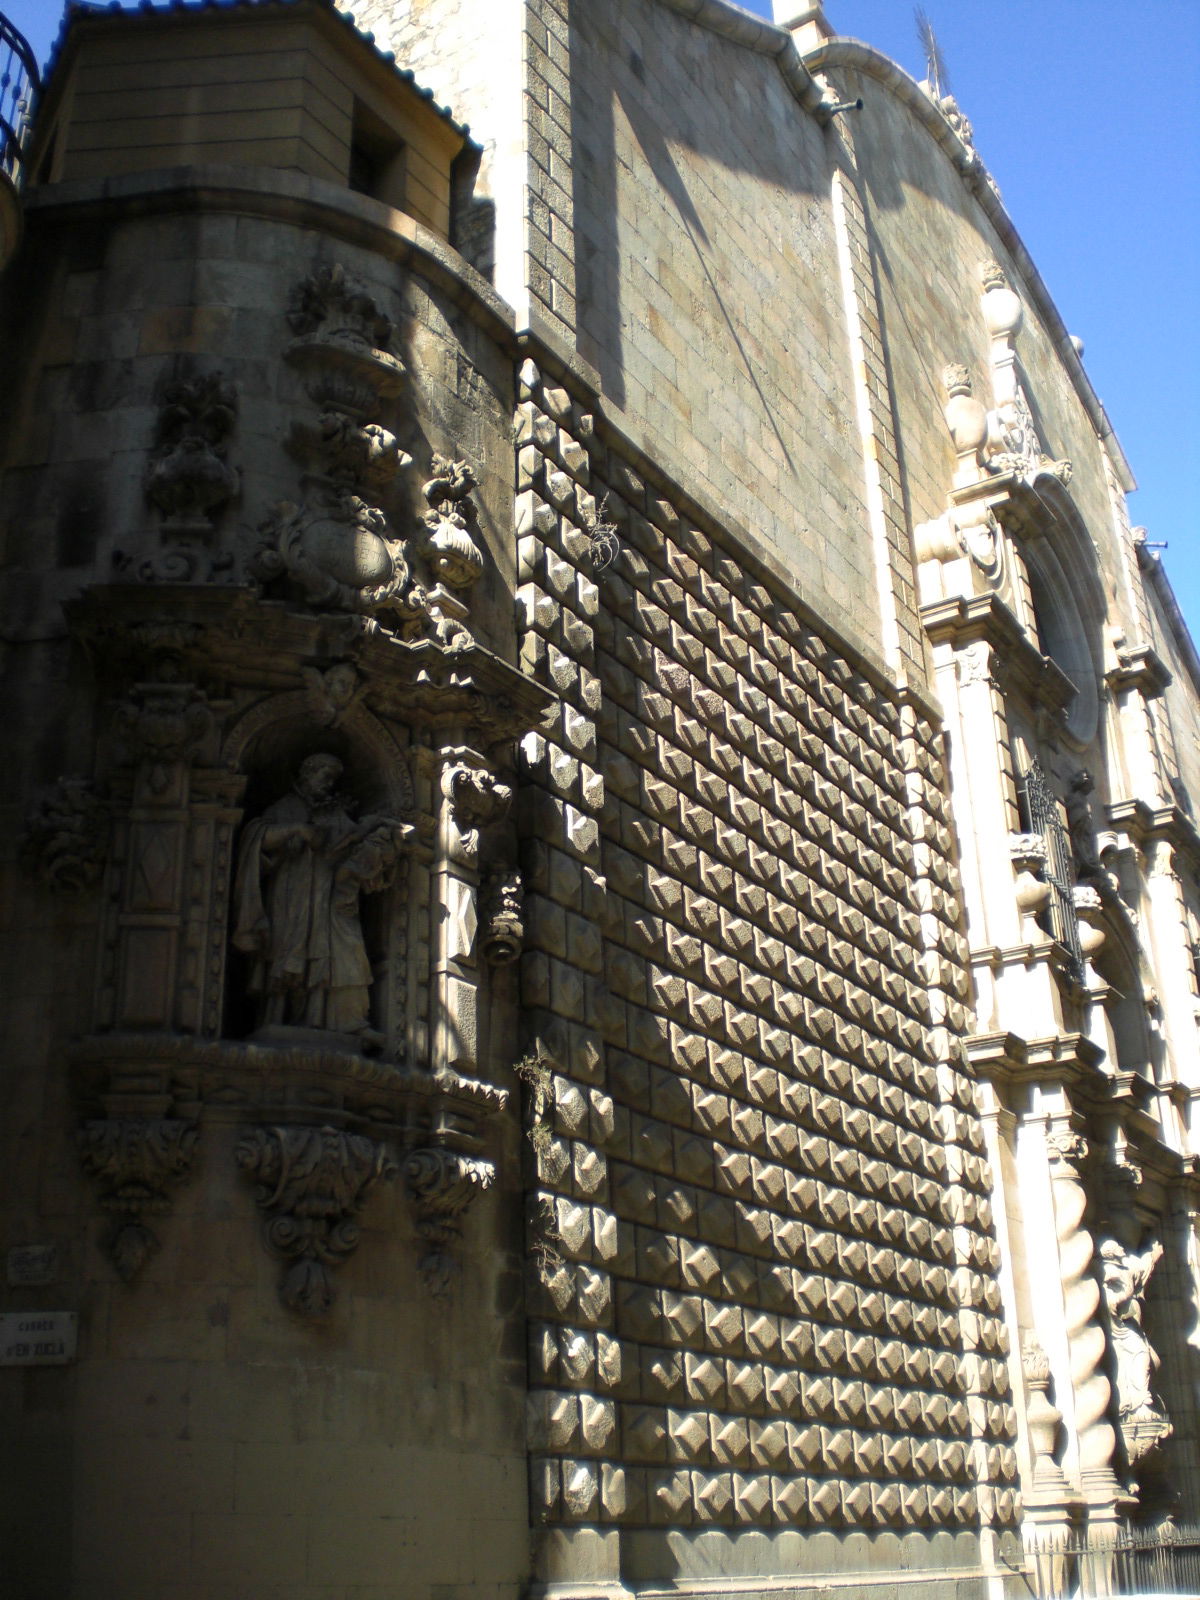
[{"left": 233, "top": 791, "right": 373, "bottom": 1034}]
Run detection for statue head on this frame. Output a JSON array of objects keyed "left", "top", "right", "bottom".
[{"left": 296, "top": 752, "right": 343, "bottom": 802}]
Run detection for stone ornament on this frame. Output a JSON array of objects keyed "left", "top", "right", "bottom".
[
  {"left": 480, "top": 866, "right": 524, "bottom": 965},
  {"left": 285, "top": 261, "right": 403, "bottom": 369},
  {"left": 145, "top": 372, "right": 239, "bottom": 534},
  {"left": 941, "top": 363, "right": 988, "bottom": 486},
  {"left": 403, "top": 1146, "right": 496, "bottom": 1296},
  {"left": 22, "top": 776, "right": 108, "bottom": 892},
  {"left": 1021, "top": 1332, "right": 1070, "bottom": 1496},
  {"left": 256, "top": 261, "right": 418, "bottom": 620},
  {"left": 237, "top": 1123, "right": 398, "bottom": 1316},
  {"left": 1098, "top": 1237, "right": 1172, "bottom": 1466},
  {"left": 421, "top": 455, "right": 484, "bottom": 590},
  {"left": 1009, "top": 832, "right": 1051, "bottom": 939},
  {"left": 77, "top": 1117, "right": 199, "bottom": 1281},
  {"left": 259, "top": 263, "right": 484, "bottom": 652},
  {"left": 1073, "top": 884, "right": 1106, "bottom": 962},
  {"left": 444, "top": 764, "right": 513, "bottom": 865},
  {"left": 976, "top": 261, "right": 1073, "bottom": 486},
  {"left": 300, "top": 662, "right": 367, "bottom": 728},
  {"left": 114, "top": 680, "right": 213, "bottom": 795},
  {"left": 231, "top": 753, "right": 413, "bottom": 1051}
]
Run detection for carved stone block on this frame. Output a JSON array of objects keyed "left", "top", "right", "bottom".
[
  {"left": 78, "top": 1116, "right": 199, "bottom": 1281},
  {"left": 237, "top": 1124, "right": 396, "bottom": 1315}
]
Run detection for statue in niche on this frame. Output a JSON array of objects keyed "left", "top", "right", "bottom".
[
  {"left": 1065, "top": 769, "right": 1102, "bottom": 883},
  {"left": 232, "top": 753, "right": 411, "bottom": 1050},
  {"left": 1098, "top": 1237, "right": 1172, "bottom": 1464}
]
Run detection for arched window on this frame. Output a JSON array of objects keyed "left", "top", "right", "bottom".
[{"left": 1026, "top": 538, "right": 1102, "bottom": 746}]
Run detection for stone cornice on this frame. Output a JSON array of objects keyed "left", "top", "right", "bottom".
[
  {"left": 1107, "top": 796, "right": 1200, "bottom": 873},
  {"left": 1104, "top": 644, "right": 1171, "bottom": 700},
  {"left": 654, "top": 0, "right": 827, "bottom": 116},
  {"left": 920, "top": 592, "right": 1075, "bottom": 713},
  {"left": 72, "top": 1031, "right": 508, "bottom": 1137},
  {"left": 22, "top": 165, "right": 517, "bottom": 347},
  {"left": 966, "top": 1030, "right": 1104, "bottom": 1112}
]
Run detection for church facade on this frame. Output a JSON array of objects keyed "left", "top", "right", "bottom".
[{"left": 1, "top": 1, "right": 1197, "bottom": 1596}]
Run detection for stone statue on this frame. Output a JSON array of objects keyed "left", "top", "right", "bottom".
[
  {"left": 232, "top": 752, "right": 409, "bottom": 1048},
  {"left": 1098, "top": 1236, "right": 1172, "bottom": 1463},
  {"left": 1065, "top": 769, "right": 1101, "bottom": 882}
]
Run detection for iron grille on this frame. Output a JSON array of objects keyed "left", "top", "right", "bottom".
[
  {"left": 0, "top": 11, "right": 39, "bottom": 184},
  {"left": 1018, "top": 757, "right": 1085, "bottom": 985},
  {"left": 1024, "top": 1520, "right": 1200, "bottom": 1598}
]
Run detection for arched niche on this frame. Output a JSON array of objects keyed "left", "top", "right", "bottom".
[
  {"left": 1092, "top": 913, "right": 1155, "bottom": 1079},
  {"left": 220, "top": 692, "right": 419, "bottom": 1054},
  {"left": 1014, "top": 479, "right": 1108, "bottom": 748}
]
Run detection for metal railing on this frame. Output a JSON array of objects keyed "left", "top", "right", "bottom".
[
  {"left": 1024, "top": 1521, "right": 1200, "bottom": 1598},
  {"left": 0, "top": 10, "right": 39, "bottom": 184}
]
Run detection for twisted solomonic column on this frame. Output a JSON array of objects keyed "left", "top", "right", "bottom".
[{"left": 1045, "top": 1129, "right": 1122, "bottom": 1512}]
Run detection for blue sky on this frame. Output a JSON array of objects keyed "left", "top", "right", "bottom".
[{"left": 6, "top": 0, "right": 1198, "bottom": 643}]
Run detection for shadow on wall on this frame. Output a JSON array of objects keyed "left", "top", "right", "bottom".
[{"left": 566, "top": 0, "right": 826, "bottom": 450}]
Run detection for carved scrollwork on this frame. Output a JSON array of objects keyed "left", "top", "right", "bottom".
[
  {"left": 114, "top": 682, "right": 213, "bottom": 794},
  {"left": 444, "top": 765, "right": 513, "bottom": 864},
  {"left": 145, "top": 372, "right": 239, "bottom": 534},
  {"left": 23, "top": 776, "right": 109, "bottom": 892},
  {"left": 481, "top": 866, "right": 525, "bottom": 965},
  {"left": 252, "top": 492, "right": 420, "bottom": 619},
  {"left": 403, "top": 1146, "right": 496, "bottom": 1296},
  {"left": 1045, "top": 1128, "right": 1088, "bottom": 1172},
  {"left": 236, "top": 1124, "right": 398, "bottom": 1316},
  {"left": 78, "top": 1117, "right": 199, "bottom": 1281}
]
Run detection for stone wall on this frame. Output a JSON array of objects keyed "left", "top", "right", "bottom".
[
  {"left": 567, "top": 0, "right": 880, "bottom": 644},
  {"left": 513, "top": 353, "right": 1019, "bottom": 1588},
  {"left": 0, "top": 173, "right": 532, "bottom": 1600}
]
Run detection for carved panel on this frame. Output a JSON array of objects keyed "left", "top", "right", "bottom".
[{"left": 237, "top": 1123, "right": 397, "bottom": 1316}]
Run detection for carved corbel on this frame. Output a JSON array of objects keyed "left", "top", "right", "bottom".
[
  {"left": 236, "top": 1124, "right": 398, "bottom": 1317},
  {"left": 22, "top": 777, "right": 109, "bottom": 892},
  {"left": 78, "top": 1117, "right": 199, "bottom": 1281},
  {"left": 1009, "top": 832, "right": 1051, "bottom": 940},
  {"left": 1073, "top": 885, "right": 1107, "bottom": 971},
  {"left": 443, "top": 763, "right": 514, "bottom": 867},
  {"left": 955, "top": 639, "right": 1003, "bottom": 692},
  {"left": 403, "top": 1145, "right": 496, "bottom": 1296}
]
